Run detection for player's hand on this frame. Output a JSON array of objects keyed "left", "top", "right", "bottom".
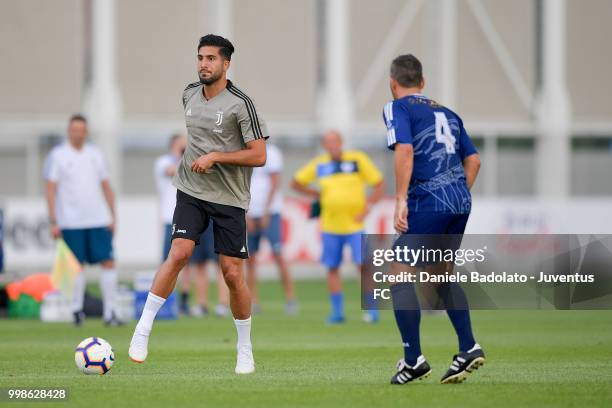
[
  {"left": 394, "top": 199, "right": 408, "bottom": 233},
  {"left": 354, "top": 210, "right": 367, "bottom": 223},
  {"left": 246, "top": 217, "right": 256, "bottom": 234},
  {"left": 354, "top": 204, "right": 371, "bottom": 223},
  {"left": 191, "top": 153, "right": 217, "bottom": 174},
  {"left": 50, "top": 223, "right": 61, "bottom": 239},
  {"left": 164, "top": 163, "right": 178, "bottom": 177},
  {"left": 260, "top": 213, "right": 270, "bottom": 229},
  {"left": 107, "top": 218, "right": 116, "bottom": 236}
]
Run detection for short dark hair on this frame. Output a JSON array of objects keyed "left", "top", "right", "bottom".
[
  {"left": 69, "top": 113, "right": 87, "bottom": 125},
  {"left": 390, "top": 54, "right": 424, "bottom": 88},
  {"left": 197, "top": 34, "right": 235, "bottom": 60}
]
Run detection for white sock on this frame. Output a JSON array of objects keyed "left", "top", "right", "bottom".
[
  {"left": 135, "top": 292, "right": 166, "bottom": 335},
  {"left": 413, "top": 355, "right": 426, "bottom": 368},
  {"left": 234, "top": 316, "right": 252, "bottom": 347},
  {"left": 100, "top": 268, "right": 118, "bottom": 321},
  {"left": 72, "top": 273, "right": 86, "bottom": 312},
  {"left": 467, "top": 343, "right": 481, "bottom": 353}
]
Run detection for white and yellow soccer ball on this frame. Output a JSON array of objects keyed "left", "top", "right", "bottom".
[{"left": 74, "top": 337, "right": 115, "bottom": 375}]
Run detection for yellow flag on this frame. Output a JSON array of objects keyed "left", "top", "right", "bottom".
[{"left": 50, "top": 239, "right": 82, "bottom": 295}]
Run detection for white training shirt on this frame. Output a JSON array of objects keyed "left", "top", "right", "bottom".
[
  {"left": 44, "top": 142, "right": 112, "bottom": 229},
  {"left": 154, "top": 154, "right": 180, "bottom": 224},
  {"left": 248, "top": 144, "right": 283, "bottom": 218}
]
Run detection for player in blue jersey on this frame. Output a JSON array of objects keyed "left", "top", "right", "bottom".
[{"left": 382, "top": 54, "right": 485, "bottom": 385}]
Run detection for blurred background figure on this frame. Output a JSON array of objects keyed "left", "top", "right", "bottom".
[
  {"left": 154, "top": 134, "right": 230, "bottom": 318},
  {"left": 44, "top": 114, "right": 121, "bottom": 326},
  {"left": 292, "top": 130, "right": 385, "bottom": 324},
  {"left": 181, "top": 224, "right": 230, "bottom": 318},
  {"left": 246, "top": 143, "right": 298, "bottom": 315}
]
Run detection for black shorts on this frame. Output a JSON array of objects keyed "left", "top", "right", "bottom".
[{"left": 171, "top": 189, "right": 249, "bottom": 259}]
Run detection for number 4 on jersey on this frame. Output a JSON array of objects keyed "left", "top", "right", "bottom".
[{"left": 434, "top": 112, "right": 456, "bottom": 154}]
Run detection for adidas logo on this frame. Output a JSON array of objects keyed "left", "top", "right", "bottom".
[
  {"left": 186, "top": 108, "right": 192, "bottom": 116},
  {"left": 240, "top": 246, "right": 247, "bottom": 253}
]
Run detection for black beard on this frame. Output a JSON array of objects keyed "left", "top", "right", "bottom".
[{"left": 199, "top": 72, "right": 221, "bottom": 85}]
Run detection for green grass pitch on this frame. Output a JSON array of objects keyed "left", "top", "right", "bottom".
[{"left": 1, "top": 280, "right": 611, "bottom": 407}]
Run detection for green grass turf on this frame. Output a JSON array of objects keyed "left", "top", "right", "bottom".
[{"left": 1, "top": 280, "right": 612, "bottom": 408}]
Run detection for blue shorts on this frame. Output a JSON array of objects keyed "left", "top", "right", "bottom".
[
  {"left": 163, "top": 223, "right": 217, "bottom": 264},
  {"left": 406, "top": 212, "right": 470, "bottom": 235},
  {"left": 393, "top": 213, "right": 470, "bottom": 266},
  {"left": 321, "top": 231, "right": 362, "bottom": 269},
  {"left": 248, "top": 213, "right": 282, "bottom": 254},
  {"left": 62, "top": 227, "right": 113, "bottom": 265}
]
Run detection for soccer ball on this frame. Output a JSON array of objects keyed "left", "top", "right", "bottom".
[{"left": 74, "top": 337, "right": 115, "bottom": 375}]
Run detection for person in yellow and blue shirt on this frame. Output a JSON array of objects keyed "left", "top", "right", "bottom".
[{"left": 292, "top": 130, "right": 384, "bottom": 324}]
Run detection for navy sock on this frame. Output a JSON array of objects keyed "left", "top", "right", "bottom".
[
  {"left": 436, "top": 283, "right": 476, "bottom": 352},
  {"left": 180, "top": 291, "right": 189, "bottom": 310},
  {"left": 363, "top": 290, "right": 379, "bottom": 319},
  {"left": 362, "top": 290, "right": 378, "bottom": 310},
  {"left": 391, "top": 283, "right": 422, "bottom": 366},
  {"left": 329, "top": 292, "right": 344, "bottom": 317}
]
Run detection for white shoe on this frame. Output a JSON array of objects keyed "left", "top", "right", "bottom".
[
  {"left": 190, "top": 304, "right": 208, "bottom": 318},
  {"left": 285, "top": 300, "right": 299, "bottom": 316},
  {"left": 235, "top": 344, "right": 255, "bottom": 374},
  {"left": 128, "top": 330, "right": 149, "bottom": 363},
  {"left": 215, "top": 304, "right": 230, "bottom": 318}
]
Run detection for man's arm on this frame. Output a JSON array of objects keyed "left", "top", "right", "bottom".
[
  {"left": 154, "top": 157, "right": 177, "bottom": 179},
  {"left": 291, "top": 179, "right": 319, "bottom": 199},
  {"left": 258, "top": 172, "right": 281, "bottom": 227},
  {"left": 46, "top": 181, "right": 61, "bottom": 239},
  {"left": 291, "top": 158, "right": 318, "bottom": 198},
  {"left": 191, "top": 139, "right": 266, "bottom": 173},
  {"left": 356, "top": 180, "right": 385, "bottom": 222},
  {"left": 394, "top": 144, "right": 413, "bottom": 233},
  {"left": 368, "top": 181, "right": 385, "bottom": 206},
  {"left": 463, "top": 153, "right": 481, "bottom": 190},
  {"left": 101, "top": 180, "right": 116, "bottom": 232},
  {"left": 265, "top": 172, "right": 281, "bottom": 211},
  {"left": 165, "top": 164, "right": 178, "bottom": 177}
]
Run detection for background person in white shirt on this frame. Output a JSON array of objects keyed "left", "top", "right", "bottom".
[
  {"left": 44, "top": 114, "right": 120, "bottom": 326},
  {"left": 154, "top": 133, "right": 230, "bottom": 317},
  {"left": 246, "top": 143, "right": 297, "bottom": 314}
]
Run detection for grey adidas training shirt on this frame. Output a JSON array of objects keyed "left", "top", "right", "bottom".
[{"left": 174, "top": 80, "right": 269, "bottom": 209}]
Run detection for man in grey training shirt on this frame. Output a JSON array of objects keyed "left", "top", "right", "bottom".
[{"left": 129, "top": 34, "right": 267, "bottom": 375}]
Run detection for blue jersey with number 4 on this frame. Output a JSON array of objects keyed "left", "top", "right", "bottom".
[{"left": 383, "top": 94, "right": 477, "bottom": 214}]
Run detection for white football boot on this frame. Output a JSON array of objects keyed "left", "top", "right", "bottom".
[
  {"left": 128, "top": 330, "right": 149, "bottom": 363},
  {"left": 235, "top": 344, "right": 255, "bottom": 374}
]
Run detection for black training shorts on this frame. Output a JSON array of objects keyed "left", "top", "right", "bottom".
[{"left": 171, "top": 189, "right": 249, "bottom": 259}]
